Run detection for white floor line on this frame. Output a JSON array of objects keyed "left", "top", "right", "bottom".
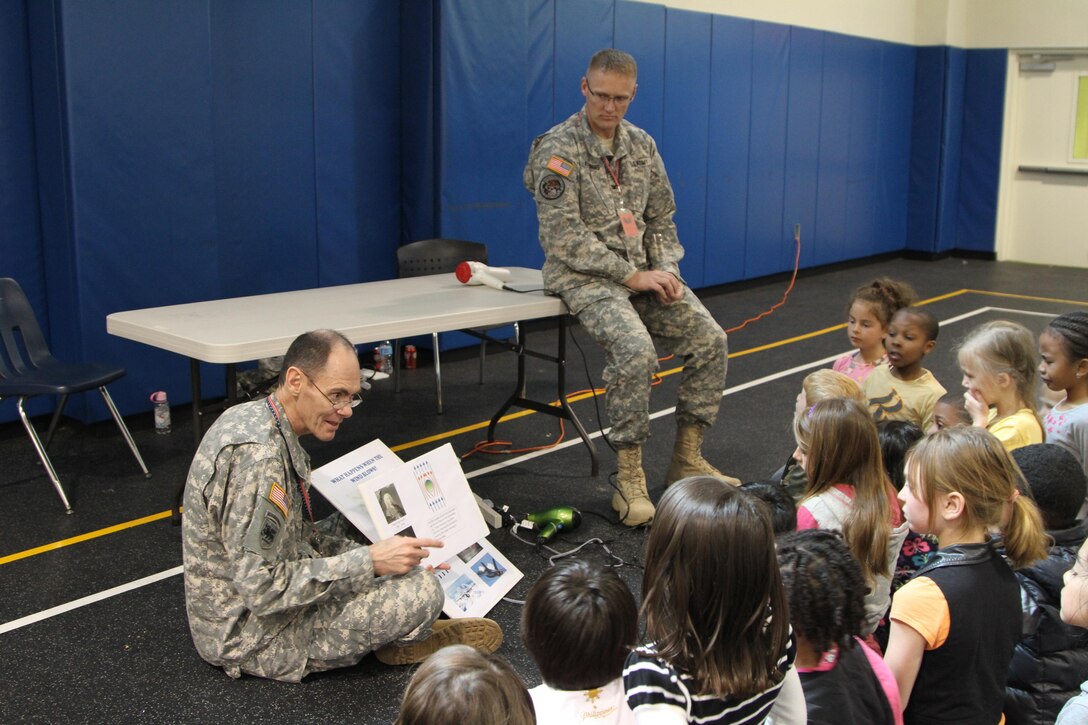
[
  {"left": 0, "top": 304, "right": 1053, "bottom": 633},
  {"left": 0, "top": 565, "right": 183, "bottom": 635}
]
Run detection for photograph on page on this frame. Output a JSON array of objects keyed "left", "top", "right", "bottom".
[
  {"left": 435, "top": 538, "right": 523, "bottom": 618},
  {"left": 310, "top": 438, "right": 405, "bottom": 543},
  {"left": 358, "top": 442, "right": 487, "bottom": 568}
]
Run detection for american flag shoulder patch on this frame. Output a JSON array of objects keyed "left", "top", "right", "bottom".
[
  {"left": 269, "top": 482, "right": 289, "bottom": 517},
  {"left": 545, "top": 155, "right": 573, "bottom": 177}
]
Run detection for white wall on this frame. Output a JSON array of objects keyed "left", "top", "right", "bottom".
[{"left": 629, "top": 0, "right": 1088, "bottom": 48}]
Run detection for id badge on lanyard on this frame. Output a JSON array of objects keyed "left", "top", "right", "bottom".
[{"left": 603, "top": 156, "right": 639, "bottom": 238}]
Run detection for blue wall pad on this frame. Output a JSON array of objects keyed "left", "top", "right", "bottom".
[
  {"left": 956, "top": 49, "right": 1007, "bottom": 253},
  {"left": 935, "top": 47, "right": 966, "bottom": 253},
  {"left": 1, "top": 1, "right": 53, "bottom": 420},
  {"left": 906, "top": 46, "right": 947, "bottom": 253},
  {"left": 782, "top": 27, "right": 824, "bottom": 274},
  {"left": 663, "top": 9, "right": 713, "bottom": 288},
  {"left": 314, "top": 0, "right": 402, "bottom": 286},
  {"left": 706, "top": 15, "right": 754, "bottom": 284},
  {"left": 742, "top": 22, "right": 790, "bottom": 281},
  {"left": 12, "top": 0, "right": 403, "bottom": 421},
  {"left": 5, "top": 0, "right": 1009, "bottom": 421}
]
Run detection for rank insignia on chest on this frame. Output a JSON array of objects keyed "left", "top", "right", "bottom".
[
  {"left": 545, "top": 155, "right": 573, "bottom": 177},
  {"left": 269, "top": 481, "right": 289, "bottom": 517},
  {"left": 539, "top": 175, "right": 565, "bottom": 200}
]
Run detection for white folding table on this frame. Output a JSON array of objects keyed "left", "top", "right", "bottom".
[{"left": 107, "top": 268, "right": 599, "bottom": 501}]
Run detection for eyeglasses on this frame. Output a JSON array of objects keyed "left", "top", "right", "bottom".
[
  {"left": 303, "top": 371, "right": 362, "bottom": 410},
  {"left": 585, "top": 83, "right": 634, "bottom": 107}
]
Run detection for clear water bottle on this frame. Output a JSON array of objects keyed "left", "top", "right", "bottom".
[
  {"left": 151, "top": 391, "right": 171, "bottom": 434},
  {"left": 380, "top": 341, "right": 393, "bottom": 374}
]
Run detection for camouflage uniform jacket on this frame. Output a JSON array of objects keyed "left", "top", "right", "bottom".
[
  {"left": 182, "top": 395, "right": 375, "bottom": 681},
  {"left": 524, "top": 109, "right": 685, "bottom": 314}
]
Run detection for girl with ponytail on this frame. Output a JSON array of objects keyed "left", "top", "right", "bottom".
[{"left": 885, "top": 426, "right": 1047, "bottom": 723}]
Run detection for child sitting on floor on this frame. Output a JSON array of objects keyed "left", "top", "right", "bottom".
[
  {"left": 793, "top": 398, "right": 909, "bottom": 636},
  {"left": 833, "top": 277, "right": 916, "bottom": 383},
  {"left": 741, "top": 480, "right": 798, "bottom": 534},
  {"left": 624, "top": 476, "right": 805, "bottom": 723},
  {"left": 779, "top": 369, "right": 867, "bottom": 501},
  {"left": 396, "top": 644, "right": 535, "bottom": 725},
  {"left": 1004, "top": 444, "right": 1088, "bottom": 725},
  {"left": 863, "top": 307, "right": 946, "bottom": 432},
  {"left": 1039, "top": 311, "right": 1088, "bottom": 514},
  {"left": 885, "top": 426, "right": 1048, "bottom": 724},
  {"left": 777, "top": 529, "right": 901, "bottom": 725},
  {"left": 958, "top": 320, "right": 1044, "bottom": 452},
  {"left": 928, "top": 391, "right": 972, "bottom": 433},
  {"left": 522, "top": 558, "right": 638, "bottom": 724}
]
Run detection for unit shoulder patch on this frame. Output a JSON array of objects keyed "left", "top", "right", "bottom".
[{"left": 539, "top": 175, "right": 565, "bottom": 201}]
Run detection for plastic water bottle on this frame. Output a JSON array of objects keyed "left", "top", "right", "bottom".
[
  {"left": 151, "top": 391, "right": 171, "bottom": 434},
  {"left": 380, "top": 341, "right": 393, "bottom": 374}
]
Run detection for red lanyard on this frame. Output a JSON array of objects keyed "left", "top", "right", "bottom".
[
  {"left": 602, "top": 156, "right": 622, "bottom": 189},
  {"left": 265, "top": 395, "right": 315, "bottom": 522}
]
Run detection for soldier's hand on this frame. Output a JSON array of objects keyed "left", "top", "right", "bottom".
[
  {"left": 624, "top": 270, "right": 684, "bottom": 304},
  {"left": 370, "top": 536, "right": 443, "bottom": 577}
]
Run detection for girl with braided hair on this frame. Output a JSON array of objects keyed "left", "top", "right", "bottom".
[
  {"left": 1039, "top": 311, "right": 1088, "bottom": 515},
  {"left": 832, "top": 277, "right": 917, "bottom": 383},
  {"left": 777, "top": 529, "right": 900, "bottom": 724}
]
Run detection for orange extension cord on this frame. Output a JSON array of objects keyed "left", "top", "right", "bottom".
[{"left": 461, "top": 227, "right": 802, "bottom": 460}]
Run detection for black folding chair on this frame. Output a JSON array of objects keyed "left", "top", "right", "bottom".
[
  {"left": 0, "top": 278, "right": 149, "bottom": 513},
  {"left": 394, "top": 239, "right": 518, "bottom": 414}
]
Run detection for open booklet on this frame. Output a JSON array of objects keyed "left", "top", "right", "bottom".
[{"left": 311, "top": 440, "right": 522, "bottom": 618}]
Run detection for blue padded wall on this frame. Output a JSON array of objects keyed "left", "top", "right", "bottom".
[
  {"left": 314, "top": 0, "right": 402, "bottom": 285},
  {"left": 0, "top": 2, "right": 46, "bottom": 317},
  {"left": 906, "top": 46, "right": 1000, "bottom": 255},
  {"left": 936, "top": 47, "right": 966, "bottom": 253},
  {"left": 706, "top": 16, "right": 754, "bottom": 284},
  {"left": 439, "top": 0, "right": 538, "bottom": 267},
  {"left": 663, "top": 10, "right": 712, "bottom": 287},
  {"left": 436, "top": 2, "right": 921, "bottom": 296},
  {"left": 209, "top": 1, "right": 318, "bottom": 296},
  {"left": 742, "top": 22, "right": 790, "bottom": 281},
  {"left": 400, "top": 2, "right": 438, "bottom": 247},
  {"left": 0, "top": 1, "right": 53, "bottom": 419},
  {"left": 906, "top": 46, "right": 946, "bottom": 253},
  {"left": 876, "top": 42, "right": 917, "bottom": 255},
  {"left": 12, "top": 0, "right": 402, "bottom": 422},
  {"left": 957, "top": 50, "right": 1007, "bottom": 253},
  {"left": 782, "top": 27, "right": 824, "bottom": 274},
  {"left": 5, "top": 0, "right": 1008, "bottom": 423}
]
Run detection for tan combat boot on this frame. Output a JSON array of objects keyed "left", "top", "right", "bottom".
[
  {"left": 665, "top": 425, "right": 741, "bottom": 486},
  {"left": 375, "top": 618, "right": 503, "bottom": 666},
  {"left": 612, "top": 445, "right": 655, "bottom": 526}
]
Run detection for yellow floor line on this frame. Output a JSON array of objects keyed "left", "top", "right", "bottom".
[
  {"left": 962, "top": 289, "right": 1088, "bottom": 307},
  {"left": 0, "top": 509, "right": 174, "bottom": 566},
  {"left": 8, "top": 285, "right": 1081, "bottom": 566}
]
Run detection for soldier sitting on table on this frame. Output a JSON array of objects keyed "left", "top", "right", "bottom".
[
  {"left": 524, "top": 48, "right": 736, "bottom": 527},
  {"left": 181, "top": 329, "right": 501, "bottom": 682}
]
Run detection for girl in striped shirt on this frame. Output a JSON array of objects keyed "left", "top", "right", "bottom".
[{"left": 623, "top": 476, "right": 806, "bottom": 724}]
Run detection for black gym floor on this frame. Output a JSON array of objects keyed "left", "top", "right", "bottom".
[{"left": 1, "top": 254, "right": 1084, "bottom": 723}]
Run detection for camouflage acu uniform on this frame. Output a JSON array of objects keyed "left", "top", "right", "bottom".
[
  {"left": 524, "top": 110, "right": 728, "bottom": 445},
  {"left": 181, "top": 396, "right": 442, "bottom": 682}
]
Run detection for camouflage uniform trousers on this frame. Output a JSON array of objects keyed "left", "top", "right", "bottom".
[
  {"left": 576, "top": 287, "right": 727, "bottom": 446},
  {"left": 302, "top": 566, "right": 443, "bottom": 676}
]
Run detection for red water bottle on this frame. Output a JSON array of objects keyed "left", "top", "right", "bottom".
[{"left": 405, "top": 345, "right": 417, "bottom": 369}]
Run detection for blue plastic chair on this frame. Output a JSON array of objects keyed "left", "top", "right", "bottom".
[{"left": 0, "top": 278, "right": 149, "bottom": 513}]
